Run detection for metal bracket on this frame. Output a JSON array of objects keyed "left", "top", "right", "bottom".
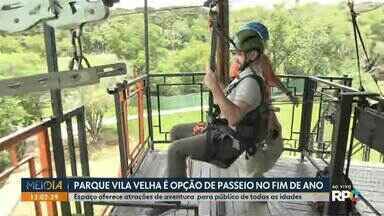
[
  {"left": 46, "top": 0, "right": 109, "bottom": 29},
  {"left": 0, "top": 0, "right": 114, "bottom": 32},
  {"left": 0, "top": 63, "right": 126, "bottom": 96},
  {"left": 0, "top": 0, "right": 55, "bottom": 33}
]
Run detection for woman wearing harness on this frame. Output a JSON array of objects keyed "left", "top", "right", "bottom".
[
  {"left": 147, "top": 22, "right": 283, "bottom": 216},
  {"left": 230, "top": 22, "right": 299, "bottom": 106}
]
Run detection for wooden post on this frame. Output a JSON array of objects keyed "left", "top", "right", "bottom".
[
  {"left": 9, "top": 145, "right": 18, "bottom": 167},
  {"left": 216, "top": 6, "right": 229, "bottom": 215},
  {"left": 137, "top": 80, "right": 145, "bottom": 146},
  {"left": 28, "top": 157, "right": 42, "bottom": 216},
  {"left": 37, "top": 129, "right": 53, "bottom": 177},
  {"left": 114, "top": 90, "right": 128, "bottom": 177},
  {"left": 217, "top": 0, "right": 230, "bottom": 85},
  {"left": 37, "top": 129, "right": 58, "bottom": 216},
  {"left": 124, "top": 87, "right": 133, "bottom": 176},
  {"left": 124, "top": 88, "right": 131, "bottom": 162}
]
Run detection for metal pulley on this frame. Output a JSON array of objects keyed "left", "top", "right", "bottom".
[
  {"left": 0, "top": 0, "right": 120, "bottom": 33},
  {"left": 0, "top": 0, "right": 56, "bottom": 33},
  {"left": 352, "top": 0, "right": 384, "bottom": 14},
  {"left": 46, "top": 0, "right": 110, "bottom": 29}
]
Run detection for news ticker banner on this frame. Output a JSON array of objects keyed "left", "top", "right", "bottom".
[{"left": 21, "top": 177, "right": 331, "bottom": 202}]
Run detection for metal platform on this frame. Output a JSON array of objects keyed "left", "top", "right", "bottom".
[{"left": 111, "top": 151, "right": 384, "bottom": 216}]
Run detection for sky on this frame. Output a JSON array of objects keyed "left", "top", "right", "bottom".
[{"left": 115, "top": 0, "right": 344, "bottom": 10}]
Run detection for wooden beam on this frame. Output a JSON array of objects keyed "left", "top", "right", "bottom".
[
  {"left": 37, "top": 129, "right": 58, "bottom": 216},
  {"left": 217, "top": 0, "right": 230, "bottom": 85},
  {"left": 136, "top": 80, "right": 145, "bottom": 146},
  {"left": 0, "top": 63, "right": 126, "bottom": 97},
  {"left": 28, "top": 157, "right": 43, "bottom": 216},
  {"left": 0, "top": 121, "right": 50, "bottom": 152},
  {"left": 9, "top": 145, "right": 18, "bottom": 167}
]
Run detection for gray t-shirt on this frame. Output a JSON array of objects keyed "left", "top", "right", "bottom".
[{"left": 225, "top": 67, "right": 262, "bottom": 110}]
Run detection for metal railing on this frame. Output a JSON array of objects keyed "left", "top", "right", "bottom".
[
  {"left": 0, "top": 119, "right": 55, "bottom": 216},
  {"left": 149, "top": 72, "right": 206, "bottom": 145},
  {"left": 145, "top": 73, "right": 383, "bottom": 215},
  {"left": 0, "top": 106, "right": 91, "bottom": 216},
  {"left": 297, "top": 76, "right": 383, "bottom": 215},
  {"left": 108, "top": 75, "right": 149, "bottom": 177},
  {"left": 99, "top": 74, "right": 201, "bottom": 215},
  {"left": 2, "top": 72, "right": 384, "bottom": 216},
  {"left": 146, "top": 73, "right": 355, "bottom": 155}
]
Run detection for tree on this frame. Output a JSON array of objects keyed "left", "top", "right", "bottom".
[
  {"left": 0, "top": 97, "right": 29, "bottom": 137},
  {"left": 0, "top": 35, "right": 24, "bottom": 53},
  {"left": 97, "top": 15, "right": 167, "bottom": 72},
  {"left": 77, "top": 83, "right": 113, "bottom": 145}
]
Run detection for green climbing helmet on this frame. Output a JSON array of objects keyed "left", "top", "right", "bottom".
[{"left": 234, "top": 21, "right": 267, "bottom": 53}]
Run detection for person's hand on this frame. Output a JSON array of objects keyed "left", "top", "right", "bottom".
[
  {"left": 192, "top": 122, "right": 206, "bottom": 135},
  {"left": 204, "top": 67, "right": 219, "bottom": 91}
]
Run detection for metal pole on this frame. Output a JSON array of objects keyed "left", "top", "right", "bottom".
[
  {"left": 325, "top": 94, "right": 354, "bottom": 216},
  {"left": 215, "top": 3, "right": 228, "bottom": 214},
  {"left": 298, "top": 78, "right": 316, "bottom": 161},
  {"left": 65, "top": 119, "right": 81, "bottom": 214},
  {"left": 76, "top": 107, "right": 94, "bottom": 215},
  {"left": 144, "top": 0, "right": 154, "bottom": 150},
  {"left": 144, "top": 0, "right": 150, "bottom": 74},
  {"left": 43, "top": 24, "right": 71, "bottom": 215}
]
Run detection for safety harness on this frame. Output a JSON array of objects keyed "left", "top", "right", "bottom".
[{"left": 206, "top": 71, "right": 270, "bottom": 168}]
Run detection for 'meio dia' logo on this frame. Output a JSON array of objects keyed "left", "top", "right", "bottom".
[{"left": 331, "top": 188, "right": 361, "bottom": 205}]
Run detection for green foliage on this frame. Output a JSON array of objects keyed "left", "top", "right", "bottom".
[
  {"left": 158, "top": 40, "right": 209, "bottom": 73},
  {"left": 0, "top": 97, "right": 29, "bottom": 136},
  {"left": 83, "top": 86, "right": 110, "bottom": 145},
  {"left": 0, "top": 151, "right": 10, "bottom": 175},
  {"left": 0, "top": 35, "right": 24, "bottom": 53},
  {"left": 21, "top": 35, "right": 45, "bottom": 56},
  {"left": 95, "top": 15, "right": 167, "bottom": 72},
  {"left": 0, "top": 52, "right": 44, "bottom": 78},
  {"left": 62, "top": 77, "right": 115, "bottom": 145},
  {"left": 0, "top": 52, "right": 46, "bottom": 135}
]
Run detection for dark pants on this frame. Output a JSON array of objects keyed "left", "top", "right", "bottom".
[
  {"left": 167, "top": 115, "right": 283, "bottom": 178},
  {"left": 167, "top": 121, "right": 282, "bottom": 215},
  {"left": 167, "top": 123, "right": 210, "bottom": 177}
]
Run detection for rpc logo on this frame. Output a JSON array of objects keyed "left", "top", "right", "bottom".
[{"left": 331, "top": 189, "right": 360, "bottom": 205}]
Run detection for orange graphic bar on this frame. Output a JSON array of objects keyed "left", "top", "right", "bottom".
[{"left": 21, "top": 192, "right": 68, "bottom": 202}]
